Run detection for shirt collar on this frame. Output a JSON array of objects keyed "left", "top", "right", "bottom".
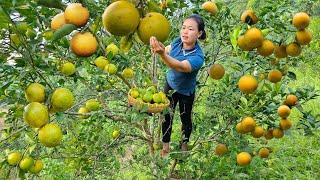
[{"left": 178, "top": 39, "right": 198, "bottom": 56}]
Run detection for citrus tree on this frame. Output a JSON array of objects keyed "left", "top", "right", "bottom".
[{"left": 0, "top": 0, "right": 319, "bottom": 178}]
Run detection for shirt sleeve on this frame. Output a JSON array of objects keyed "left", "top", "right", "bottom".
[{"left": 186, "top": 55, "right": 204, "bottom": 72}]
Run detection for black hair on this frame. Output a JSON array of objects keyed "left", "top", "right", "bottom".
[{"left": 186, "top": 14, "right": 206, "bottom": 40}]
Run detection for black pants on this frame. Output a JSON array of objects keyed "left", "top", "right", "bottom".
[{"left": 162, "top": 81, "right": 195, "bottom": 143}]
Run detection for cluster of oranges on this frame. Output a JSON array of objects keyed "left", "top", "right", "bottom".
[{"left": 51, "top": 3, "right": 97, "bottom": 57}]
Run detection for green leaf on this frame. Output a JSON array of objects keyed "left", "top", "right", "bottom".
[
  {"left": 0, "top": 7, "right": 10, "bottom": 29},
  {"left": 52, "top": 24, "right": 77, "bottom": 42}
]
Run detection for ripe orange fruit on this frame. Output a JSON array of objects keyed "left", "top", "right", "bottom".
[
  {"left": 215, "top": 144, "right": 228, "bottom": 156},
  {"left": 272, "top": 128, "right": 284, "bottom": 138},
  {"left": 285, "top": 94, "right": 298, "bottom": 106},
  {"left": 296, "top": 29, "right": 312, "bottom": 45},
  {"left": 241, "top": 117, "right": 256, "bottom": 133},
  {"left": 38, "top": 123, "right": 63, "bottom": 147},
  {"left": 264, "top": 129, "right": 274, "bottom": 140},
  {"left": 208, "top": 64, "right": 225, "bottom": 80},
  {"left": 238, "top": 75, "right": 258, "bottom": 94},
  {"left": 70, "top": 32, "right": 97, "bottom": 57},
  {"left": 51, "top": 88, "right": 75, "bottom": 112},
  {"left": 236, "top": 122, "right": 245, "bottom": 134},
  {"left": 241, "top": 10, "right": 258, "bottom": 25},
  {"left": 23, "top": 102, "right": 49, "bottom": 128},
  {"left": 258, "top": 148, "right": 270, "bottom": 158},
  {"left": 7, "top": 152, "right": 22, "bottom": 165},
  {"left": 274, "top": 44, "right": 287, "bottom": 58},
  {"left": 29, "top": 159, "right": 44, "bottom": 174},
  {"left": 138, "top": 12, "right": 170, "bottom": 45},
  {"left": 19, "top": 157, "right": 34, "bottom": 171},
  {"left": 277, "top": 105, "right": 291, "bottom": 118},
  {"left": 257, "top": 39, "right": 274, "bottom": 57},
  {"left": 280, "top": 119, "right": 292, "bottom": 130},
  {"left": 268, "top": 70, "right": 282, "bottom": 83},
  {"left": 102, "top": 1, "right": 140, "bottom": 36},
  {"left": 64, "top": 3, "right": 89, "bottom": 27},
  {"left": 286, "top": 42, "right": 301, "bottom": 57},
  {"left": 292, "top": 12, "right": 310, "bottom": 30},
  {"left": 51, "top": 12, "right": 66, "bottom": 30},
  {"left": 244, "top": 28, "right": 264, "bottom": 49},
  {"left": 237, "top": 152, "right": 252, "bottom": 166},
  {"left": 237, "top": 35, "right": 253, "bottom": 51},
  {"left": 202, "top": 1, "right": 218, "bottom": 15},
  {"left": 251, "top": 126, "right": 265, "bottom": 138},
  {"left": 25, "top": 83, "right": 46, "bottom": 103}
]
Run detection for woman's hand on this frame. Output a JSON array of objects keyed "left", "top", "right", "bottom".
[{"left": 150, "top": 36, "right": 166, "bottom": 55}]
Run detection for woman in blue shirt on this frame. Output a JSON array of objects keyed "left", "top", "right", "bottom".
[{"left": 150, "top": 14, "right": 206, "bottom": 157}]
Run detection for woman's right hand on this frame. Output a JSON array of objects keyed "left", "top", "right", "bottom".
[{"left": 150, "top": 36, "right": 166, "bottom": 55}]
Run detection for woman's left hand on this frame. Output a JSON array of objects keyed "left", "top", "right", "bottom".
[{"left": 150, "top": 36, "right": 165, "bottom": 55}]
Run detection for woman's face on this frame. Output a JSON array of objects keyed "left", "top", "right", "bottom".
[{"left": 180, "top": 18, "right": 202, "bottom": 46}]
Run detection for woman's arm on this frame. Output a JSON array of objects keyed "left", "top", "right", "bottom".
[
  {"left": 160, "top": 53, "right": 191, "bottom": 73},
  {"left": 150, "top": 37, "right": 191, "bottom": 73}
]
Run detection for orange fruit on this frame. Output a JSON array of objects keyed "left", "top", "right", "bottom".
[
  {"left": 257, "top": 39, "right": 274, "bottom": 56},
  {"left": 241, "top": 10, "right": 258, "bottom": 25},
  {"left": 244, "top": 28, "right": 264, "bottom": 49},
  {"left": 94, "top": 56, "right": 109, "bottom": 70},
  {"left": 208, "top": 64, "right": 225, "bottom": 80},
  {"left": 202, "top": 1, "right": 218, "bottom": 15},
  {"left": 51, "top": 88, "right": 75, "bottom": 112},
  {"left": 7, "top": 152, "right": 22, "bottom": 165},
  {"left": 251, "top": 126, "right": 265, "bottom": 138},
  {"left": 25, "top": 83, "right": 46, "bottom": 103},
  {"left": 268, "top": 70, "right": 282, "bottom": 83},
  {"left": 19, "top": 157, "right": 34, "bottom": 171},
  {"left": 137, "top": 12, "right": 170, "bottom": 44},
  {"left": 264, "top": 129, "right": 274, "bottom": 140},
  {"left": 241, "top": 117, "right": 256, "bottom": 133},
  {"left": 38, "top": 123, "right": 63, "bottom": 147},
  {"left": 272, "top": 128, "right": 284, "bottom": 138},
  {"left": 237, "top": 35, "right": 253, "bottom": 51},
  {"left": 51, "top": 13, "right": 66, "bottom": 30},
  {"left": 122, "top": 68, "right": 134, "bottom": 79},
  {"left": 236, "top": 122, "right": 245, "bottom": 134},
  {"left": 285, "top": 94, "right": 298, "bottom": 106},
  {"left": 112, "top": 130, "right": 120, "bottom": 139},
  {"left": 296, "top": 29, "right": 312, "bottom": 45},
  {"left": 23, "top": 102, "right": 49, "bottom": 128},
  {"left": 60, "top": 62, "right": 76, "bottom": 76},
  {"left": 277, "top": 105, "right": 291, "bottom": 118},
  {"left": 64, "top": 3, "right": 89, "bottom": 27},
  {"left": 274, "top": 44, "right": 287, "bottom": 58},
  {"left": 258, "top": 148, "right": 270, "bottom": 158},
  {"left": 215, "top": 144, "right": 228, "bottom": 156},
  {"left": 237, "top": 152, "right": 252, "bottom": 166},
  {"left": 238, "top": 75, "right": 258, "bottom": 94},
  {"left": 70, "top": 32, "right": 97, "bottom": 57},
  {"left": 29, "top": 159, "right": 44, "bottom": 174},
  {"left": 286, "top": 42, "right": 301, "bottom": 57},
  {"left": 279, "top": 119, "right": 292, "bottom": 130},
  {"left": 292, "top": 12, "right": 310, "bottom": 30},
  {"left": 102, "top": 1, "right": 140, "bottom": 36}
]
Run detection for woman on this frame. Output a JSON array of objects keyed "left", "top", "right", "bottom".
[{"left": 150, "top": 14, "right": 206, "bottom": 157}]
